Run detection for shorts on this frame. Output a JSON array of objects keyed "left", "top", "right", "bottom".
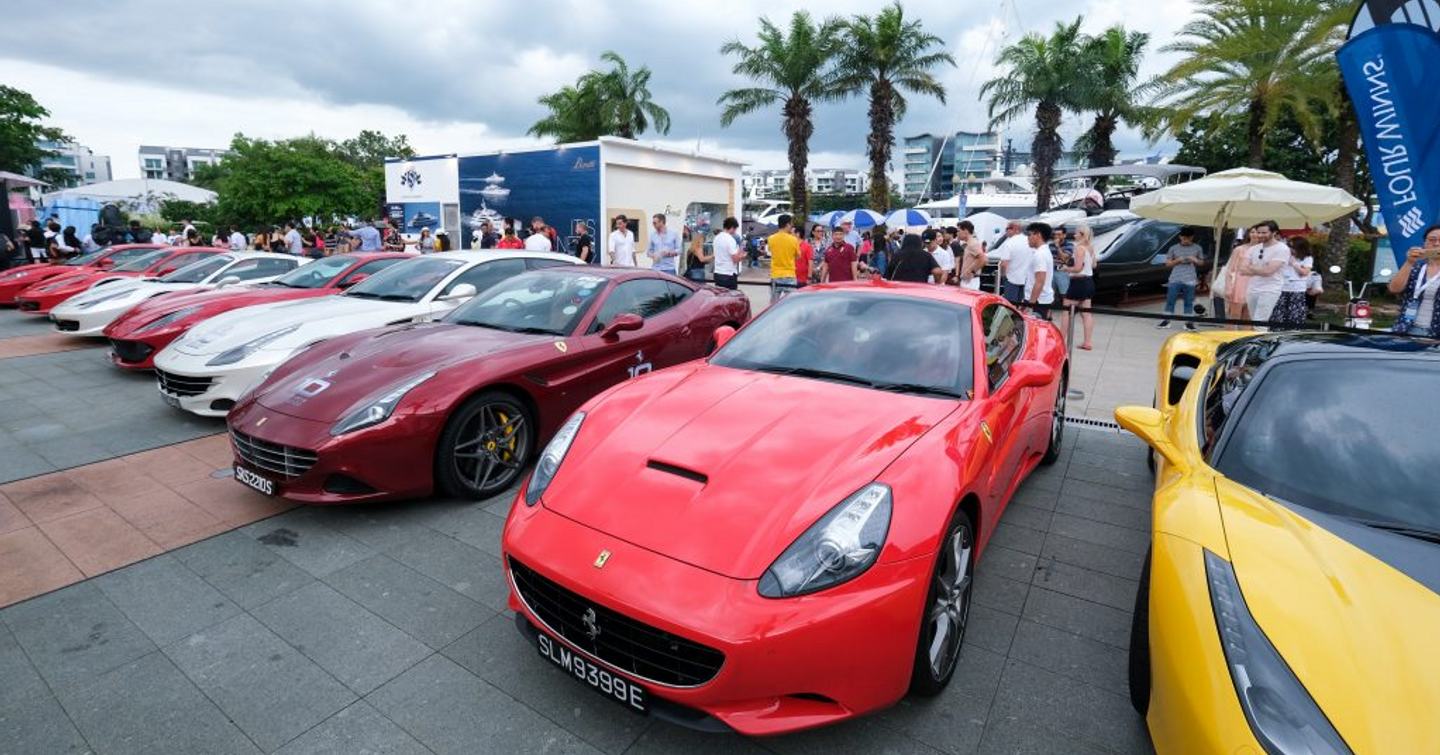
[
  {"left": 960, "top": 277, "right": 981, "bottom": 291},
  {"left": 1064, "top": 276, "right": 1094, "bottom": 301},
  {"left": 713, "top": 273, "right": 738, "bottom": 290},
  {"left": 1002, "top": 281, "right": 1026, "bottom": 305},
  {"left": 1030, "top": 301, "right": 1052, "bottom": 320}
]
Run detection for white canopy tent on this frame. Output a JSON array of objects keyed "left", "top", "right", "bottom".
[{"left": 41, "top": 178, "right": 216, "bottom": 214}]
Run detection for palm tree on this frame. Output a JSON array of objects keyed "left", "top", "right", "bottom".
[
  {"left": 718, "top": 11, "right": 845, "bottom": 221},
  {"left": 981, "top": 18, "right": 1086, "bottom": 211},
  {"left": 528, "top": 52, "right": 671, "bottom": 143},
  {"left": 1074, "top": 26, "right": 1150, "bottom": 171},
  {"left": 836, "top": 3, "right": 954, "bottom": 212},
  {"left": 1147, "top": 0, "right": 1346, "bottom": 168}
]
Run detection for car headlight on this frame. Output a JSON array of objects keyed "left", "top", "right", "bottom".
[
  {"left": 758, "top": 483, "right": 892, "bottom": 598},
  {"left": 206, "top": 324, "right": 300, "bottom": 366},
  {"left": 1204, "top": 550, "right": 1351, "bottom": 755},
  {"left": 75, "top": 287, "right": 138, "bottom": 309},
  {"left": 135, "top": 304, "right": 204, "bottom": 334},
  {"left": 329, "top": 371, "right": 436, "bottom": 436},
  {"left": 524, "top": 412, "right": 584, "bottom": 506}
]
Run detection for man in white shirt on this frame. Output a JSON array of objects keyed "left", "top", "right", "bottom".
[
  {"left": 1024, "top": 222, "right": 1056, "bottom": 319},
  {"left": 1240, "top": 220, "right": 1291, "bottom": 325},
  {"left": 924, "top": 229, "right": 955, "bottom": 284},
  {"left": 711, "top": 216, "right": 743, "bottom": 289},
  {"left": 523, "top": 217, "right": 553, "bottom": 251},
  {"left": 283, "top": 222, "right": 304, "bottom": 256},
  {"left": 607, "top": 215, "right": 636, "bottom": 266},
  {"left": 996, "top": 221, "right": 1031, "bottom": 305},
  {"left": 227, "top": 225, "right": 247, "bottom": 251}
]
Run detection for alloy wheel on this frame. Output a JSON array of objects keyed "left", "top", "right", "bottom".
[
  {"left": 927, "top": 523, "right": 973, "bottom": 680},
  {"left": 451, "top": 402, "right": 530, "bottom": 495}
]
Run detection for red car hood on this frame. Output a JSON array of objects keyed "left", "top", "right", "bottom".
[
  {"left": 106, "top": 285, "right": 329, "bottom": 338},
  {"left": 22, "top": 270, "right": 137, "bottom": 296},
  {"left": 256, "top": 322, "right": 556, "bottom": 422},
  {"left": 545, "top": 364, "right": 959, "bottom": 579},
  {"left": 1, "top": 265, "right": 81, "bottom": 293}
]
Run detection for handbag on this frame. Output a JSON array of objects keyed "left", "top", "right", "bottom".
[{"left": 1211, "top": 259, "right": 1230, "bottom": 299}]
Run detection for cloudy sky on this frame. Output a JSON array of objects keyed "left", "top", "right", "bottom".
[{"left": 5, "top": 0, "right": 1195, "bottom": 181}]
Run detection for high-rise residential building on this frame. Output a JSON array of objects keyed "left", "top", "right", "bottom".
[
  {"left": 902, "top": 133, "right": 951, "bottom": 201},
  {"left": 30, "top": 140, "right": 112, "bottom": 188},
  {"left": 742, "top": 168, "right": 869, "bottom": 197},
  {"left": 904, "top": 130, "right": 1086, "bottom": 200},
  {"left": 138, "top": 145, "right": 229, "bottom": 183}
]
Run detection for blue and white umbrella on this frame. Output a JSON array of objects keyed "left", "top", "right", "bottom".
[
  {"left": 885, "top": 208, "right": 932, "bottom": 229},
  {"left": 838, "top": 209, "right": 886, "bottom": 229},
  {"left": 811, "top": 210, "right": 846, "bottom": 227}
]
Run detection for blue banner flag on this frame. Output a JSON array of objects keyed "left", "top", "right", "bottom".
[{"left": 1338, "top": 23, "right": 1440, "bottom": 265}]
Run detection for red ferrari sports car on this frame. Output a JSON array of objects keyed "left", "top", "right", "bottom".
[
  {"left": 104, "top": 252, "right": 410, "bottom": 369},
  {"left": 15, "top": 246, "right": 225, "bottom": 315},
  {"left": 226, "top": 267, "right": 751, "bottom": 503},
  {"left": 0, "top": 244, "right": 164, "bottom": 305},
  {"left": 500, "top": 281, "right": 1068, "bottom": 735}
]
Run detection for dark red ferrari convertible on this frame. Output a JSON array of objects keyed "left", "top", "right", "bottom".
[
  {"left": 501, "top": 281, "right": 1068, "bottom": 735},
  {"left": 227, "top": 267, "right": 751, "bottom": 503}
]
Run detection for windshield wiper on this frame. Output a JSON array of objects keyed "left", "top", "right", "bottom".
[
  {"left": 870, "top": 381, "right": 966, "bottom": 399},
  {"left": 754, "top": 365, "right": 876, "bottom": 388},
  {"left": 374, "top": 294, "right": 418, "bottom": 302},
  {"left": 455, "top": 322, "right": 558, "bottom": 335},
  {"left": 344, "top": 291, "right": 378, "bottom": 298},
  {"left": 1351, "top": 519, "right": 1440, "bottom": 546}
]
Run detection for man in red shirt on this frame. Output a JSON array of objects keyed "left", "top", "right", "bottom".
[{"left": 821, "top": 226, "right": 858, "bottom": 282}]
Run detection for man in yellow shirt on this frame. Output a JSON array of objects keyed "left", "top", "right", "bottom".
[{"left": 767, "top": 214, "right": 800, "bottom": 302}]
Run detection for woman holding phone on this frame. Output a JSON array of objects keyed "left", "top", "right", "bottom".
[{"left": 1388, "top": 224, "right": 1440, "bottom": 337}]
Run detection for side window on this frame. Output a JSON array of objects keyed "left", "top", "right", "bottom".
[
  {"left": 980, "top": 304, "right": 1025, "bottom": 390},
  {"left": 589, "top": 279, "right": 677, "bottom": 333},
  {"left": 227, "top": 258, "right": 295, "bottom": 281},
  {"left": 665, "top": 281, "right": 694, "bottom": 305},
  {"left": 526, "top": 258, "right": 572, "bottom": 271},
  {"left": 440, "top": 259, "right": 525, "bottom": 297},
  {"left": 1201, "top": 343, "right": 1273, "bottom": 459},
  {"left": 339, "top": 258, "right": 402, "bottom": 286}
]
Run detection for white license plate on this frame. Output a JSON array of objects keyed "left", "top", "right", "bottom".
[
  {"left": 537, "top": 632, "right": 647, "bottom": 713},
  {"left": 233, "top": 465, "right": 275, "bottom": 496}
]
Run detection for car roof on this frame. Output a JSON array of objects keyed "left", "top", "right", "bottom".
[
  {"left": 1229, "top": 331, "right": 1440, "bottom": 359},
  {"left": 800, "top": 279, "right": 1000, "bottom": 308},
  {"left": 341, "top": 251, "right": 412, "bottom": 261}
]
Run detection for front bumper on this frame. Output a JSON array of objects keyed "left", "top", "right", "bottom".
[
  {"left": 153, "top": 359, "right": 275, "bottom": 417},
  {"left": 226, "top": 399, "right": 444, "bottom": 504},
  {"left": 501, "top": 495, "right": 931, "bottom": 736},
  {"left": 50, "top": 307, "right": 124, "bottom": 337}
]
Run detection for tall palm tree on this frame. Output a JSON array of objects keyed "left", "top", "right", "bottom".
[
  {"left": 718, "top": 11, "right": 845, "bottom": 221},
  {"left": 836, "top": 2, "right": 955, "bottom": 212},
  {"left": 981, "top": 18, "right": 1086, "bottom": 211},
  {"left": 1147, "top": 0, "right": 1346, "bottom": 168},
  {"left": 528, "top": 52, "right": 671, "bottom": 143},
  {"left": 1075, "top": 26, "right": 1150, "bottom": 171}
]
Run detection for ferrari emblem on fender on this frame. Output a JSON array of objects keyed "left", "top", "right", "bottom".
[
  {"left": 581, "top": 607, "right": 601, "bottom": 640},
  {"left": 593, "top": 549, "right": 611, "bottom": 568},
  {"left": 554, "top": 341, "right": 568, "bottom": 353},
  {"left": 980, "top": 421, "right": 992, "bottom": 443}
]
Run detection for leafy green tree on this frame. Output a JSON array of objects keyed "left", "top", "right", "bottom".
[
  {"left": 718, "top": 11, "right": 845, "bottom": 221},
  {"left": 335, "top": 130, "right": 416, "bottom": 167},
  {"left": 1147, "top": 0, "right": 1345, "bottom": 168},
  {"left": 981, "top": 18, "right": 1086, "bottom": 210},
  {"left": 1073, "top": 26, "right": 1150, "bottom": 171},
  {"left": 203, "top": 134, "right": 376, "bottom": 229},
  {"left": 835, "top": 2, "right": 954, "bottom": 212},
  {"left": 529, "top": 52, "right": 671, "bottom": 143},
  {"left": 159, "top": 199, "right": 215, "bottom": 226},
  {"left": 0, "top": 85, "right": 67, "bottom": 176}
]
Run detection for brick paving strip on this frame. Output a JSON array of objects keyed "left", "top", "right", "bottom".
[
  {"left": 0, "top": 333, "right": 97, "bottom": 360},
  {"left": 0, "top": 435, "right": 293, "bottom": 607}
]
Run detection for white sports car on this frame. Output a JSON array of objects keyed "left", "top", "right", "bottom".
[
  {"left": 49, "top": 253, "right": 303, "bottom": 336},
  {"left": 151, "top": 250, "right": 581, "bottom": 416}
]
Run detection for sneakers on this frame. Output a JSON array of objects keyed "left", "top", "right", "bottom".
[
  {"left": 1185, "top": 322, "right": 1197, "bottom": 331},
  {"left": 1156, "top": 320, "right": 1170, "bottom": 329}
]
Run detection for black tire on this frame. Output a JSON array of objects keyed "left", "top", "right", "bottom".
[
  {"left": 909, "top": 507, "right": 976, "bottom": 697},
  {"left": 1128, "top": 549, "right": 1152, "bottom": 715},
  {"left": 435, "top": 391, "right": 535, "bottom": 500},
  {"left": 1041, "top": 370, "right": 1067, "bottom": 466}
]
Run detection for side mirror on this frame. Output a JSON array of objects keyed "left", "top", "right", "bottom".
[
  {"left": 1114, "top": 405, "right": 1185, "bottom": 470},
  {"left": 601, "top": 313, "right": 644, "bottom": 339},
  {"left": 337, "top": 273, "right": 368, "bottom": 290},
  {"left": 437, "top": 283, "right": 477, "bottom": 302},
  {"left": 217, "top": 275, "right": 242, "bottom": 287},
  {"left": 712, "top": 325, "right": 737, "bottom": 351},
  {"left": 1006, "top": 360, "right": 1055, "bottom": 391}
]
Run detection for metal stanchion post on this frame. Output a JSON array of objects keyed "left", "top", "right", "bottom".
[{"left": 1066, "top": 303, "right": 1078, "bottom": 363}]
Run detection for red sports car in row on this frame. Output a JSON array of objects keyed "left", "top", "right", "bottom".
[
  {"left": 15, "top": 247, "right": 226, "bottom": 315},
  {"left": 501, "top": 281, "right": 1068, "bottom": 735},
  {"left": 0, "top": 244, "right": 164, "bottom": 305},
  {"left": 105, "top": 252, "right": 410, "bottom": 369},
  {"left": 227, "top": 267, "right": 751, "bottom": 503}
]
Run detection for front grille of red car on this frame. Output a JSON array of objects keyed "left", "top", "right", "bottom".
[
  {"left": 18, "top": 300, "right": 38, "bottom": 311},
  {"left": 109, "top": 339, "right": 154, "bottom": 364},
  {"left": 230, "top": 428, "right": 317, "bottom": 480},
  {"left": 508, "top": 557, "right": 725, "bottom": 687}
]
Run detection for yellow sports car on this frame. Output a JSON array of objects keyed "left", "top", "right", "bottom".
[{"left": 1115, "top": 330, "right": 1440, "bottom": 755}]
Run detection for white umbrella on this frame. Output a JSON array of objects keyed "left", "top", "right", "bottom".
[
  {"left": 838, "top": 209, "right": 885, "bottom": 229},
  {"left": 1129, "top": 167, "right": 1363, "bottom": 231}
]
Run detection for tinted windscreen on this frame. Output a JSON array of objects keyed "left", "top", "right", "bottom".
[
  {"left": 446, "top": 271, "right": 606, "bottom": 335},
  {"left": 1217, "top": 359, "right": 1440, "bottom": 531},
  {"left": 344, "top": 257, "right": 463, "bottom": 301},
  {"left": 160, "top": 255, "right": 232, "bottom": 283},
  {"left": 113, "top": 250, "right": 169, "bottom": 272},
  {"left": 712, "top": 292, "right": 973, "bottom": 399},
  {"left": 273, "top": 255, "right": 354, "bottom": 288},
  {"left": 65, "top": 247, "right": 112, "bottom": 266}
]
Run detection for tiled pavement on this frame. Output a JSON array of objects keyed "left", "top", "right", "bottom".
[{"left": 0, "top": 427, "right": 1156, "bottom": 755}]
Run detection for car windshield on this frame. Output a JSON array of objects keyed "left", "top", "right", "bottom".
[
  {"left": 65, "top": 247, "right": 112, "bottom": 266},
  {"left": 446, "top": 271, "right": 606, "bottom": 336},
  {"left": 344, "top": 257, "right": 463, "bottom": 302},
  {"left": 711, "top": 292, "right": 973, "bottom": 398},
  {"left": 1216, "top": 359, "right": 1440, "bottom": 533},
  {"left": 113, "top": 250, "right": 170, "bottom": 272},
  {"left": 160, "top": 255, "right": 232, "bottom": 283},
  {"left": 272, "top": 255, "right": 354, "bottom": 289}
]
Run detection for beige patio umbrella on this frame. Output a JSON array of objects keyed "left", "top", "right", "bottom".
[{"left": 1129, "top": 167, "right": 1364, "bottom": 245}]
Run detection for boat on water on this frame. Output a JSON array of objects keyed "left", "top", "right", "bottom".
[{"left": 408, "top": 211, "right": 440, "bottom": 229}]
